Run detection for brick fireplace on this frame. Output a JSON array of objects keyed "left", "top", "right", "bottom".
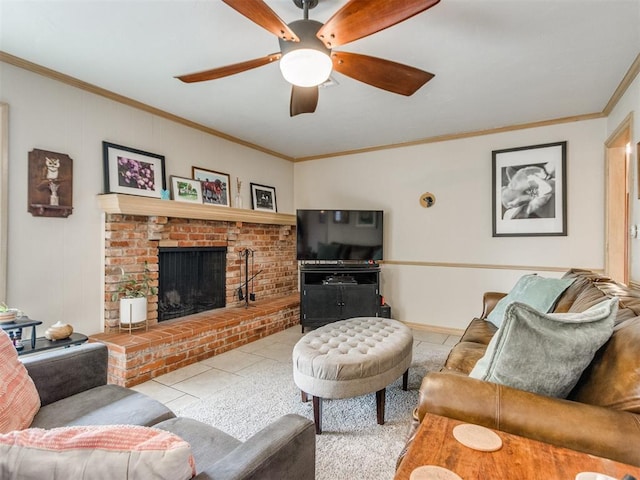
[
  {"left": 102, "top": 213, "right": 297, "bottom": 329},
  {"left": 91, "top": 195, "right": 300, "bottom": 386}
]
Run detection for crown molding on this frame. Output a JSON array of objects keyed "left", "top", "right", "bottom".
[
  {"left": 0, "top": 51, "right": 294, "bottom": 162},
  {"left": 2, "top": 50, "right": 638, "bottom": 163}
]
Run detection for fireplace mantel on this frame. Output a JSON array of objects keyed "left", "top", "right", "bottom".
[{"left": 97, "top": 194, "right": 295, "bottom": 225}]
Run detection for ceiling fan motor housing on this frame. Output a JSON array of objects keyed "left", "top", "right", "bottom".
[
  {"left": 279, "top": 19, "right": 331, "bottom": 58},
  {"left": 278, "top": 19, "right": 333, "bottom": 87}
]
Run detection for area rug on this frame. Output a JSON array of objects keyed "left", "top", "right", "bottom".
[{"left": 175, "top": 345, "right": 449, "bottom": 479}]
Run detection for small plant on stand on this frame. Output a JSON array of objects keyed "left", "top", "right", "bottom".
[{"left": 112, "top": 262, "right": 157, "bottom": 333}]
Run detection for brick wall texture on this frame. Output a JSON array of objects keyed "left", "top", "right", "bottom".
[
  {"left": 104, "top": 214, "right": 298, "bottom": 330},
  {"left": 96, "top": 214, "right": 300, "bottom": 385}
]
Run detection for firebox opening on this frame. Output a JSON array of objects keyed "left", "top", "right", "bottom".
[{"left": 158, "top": 246, "right": 226, "bottom": 321}]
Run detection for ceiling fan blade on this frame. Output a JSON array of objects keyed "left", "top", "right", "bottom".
[
  {"left": 332, "top": 51, "right": 434, "bottom": 96},
  {"left": 317, "top": 0, "right": 440, "bottom": 48},
  {"left": 176, "top": 53, "right": 281, "bottom": 83},
  {"left": 290, "top": 85, "right": 319, "bottom": 117},
  {"left": 222, "top": 0, "right": 299, "bottom": 42}
]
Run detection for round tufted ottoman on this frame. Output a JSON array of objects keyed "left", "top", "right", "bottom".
[{"left": 292, "top": 316, "right": 413, "bottom": 434}]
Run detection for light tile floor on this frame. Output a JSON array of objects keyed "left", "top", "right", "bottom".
[{"left": 132, "top": 325, "right": 461, "bottom": 412}]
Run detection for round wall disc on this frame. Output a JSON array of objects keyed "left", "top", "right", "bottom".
[{"left": 420, "top": 192, "right": 436, "bottom": 208}]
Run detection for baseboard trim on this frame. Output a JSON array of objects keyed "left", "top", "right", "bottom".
[{"left": 401, "top": 321, "right": 465, "bottom": 337}]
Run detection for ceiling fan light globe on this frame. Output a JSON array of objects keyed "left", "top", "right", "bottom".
[{"left": 280, "top": 49, "right": 332, "bottom": 87}]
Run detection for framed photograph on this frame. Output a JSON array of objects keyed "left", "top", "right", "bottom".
[
  {"left": 171, "top": 175, "right": 203, "bottom": 203},
  {"left": 356, "top": 211, "right": 376, "bottom": 227},
  {"left": 103, "top": 142, "right": 166, "bottom": 198},
  {"left": 492, "top": 141, "right": 567, "bottom": 237},
  {"left": 250, "top": 183, "right": 277, "bottom": 212},
  {"left": 192, "top": 166, "right": 230, "bottom": 207}
]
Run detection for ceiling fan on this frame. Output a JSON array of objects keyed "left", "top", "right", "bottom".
[{"left": 176, "top": 0, "right": 440, "bottom": 116}]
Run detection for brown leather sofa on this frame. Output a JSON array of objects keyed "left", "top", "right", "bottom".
[{"left": 399, "top": 269, "right": 640, "bottom": 467}]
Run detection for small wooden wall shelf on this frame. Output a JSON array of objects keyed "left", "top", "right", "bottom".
[
  {"left": 97, "top": 194, "right": 296, "bottom": 226},
  {"left": 30, "top": 204, "right": 73, "bottom": 218}
]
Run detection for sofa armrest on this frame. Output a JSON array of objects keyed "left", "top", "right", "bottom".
[
  {"left": 414, "top": 372, "right": 640, "bottom": 466},
  {"left": 480, "top": 291, "right": 507, "bottom": 319},
  {"left": 21, "top": 343, "right": 108, "bottom": 407},
  {"left": 204, "top": 414, "right": 315, "bottom": 480}
]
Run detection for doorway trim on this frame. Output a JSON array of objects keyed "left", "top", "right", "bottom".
[
  {"left": 604, "top": 112, "right": 633, "bottom": 284},
  {"left": 0, "top": 103, "right": 8, "bottom": 302}
]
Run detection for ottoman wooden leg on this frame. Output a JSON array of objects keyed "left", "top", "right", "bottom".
[
  {"left": 376, "top": 388, "right": 386, "bottom": 425},
  {"left": 402, "top": 369, "right": 409, "bottom": 391},
  {"left": 312, "top": 396, "right": 323, "bottom": 434},
  {"left": 301, "top": 390, "right": 309, "bottom": 402}
]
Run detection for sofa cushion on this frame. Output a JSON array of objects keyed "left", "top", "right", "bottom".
[
  {"left": 567, "top": 273, "right": 640, "bottom": 322},
  {"left": 155, "top": 417, "right": 242, "bottom": 474},
  {"left": 30, "top": 384, "right": 175, "bottom": 429},
  {"left": 0, "top": 425, "right": 195, "bottom": 480},
  {"left": 0, "top": 331, "right": 40, "bottom": 433},
  {"left": 470, "top": 298, "right": 617, "bottom": 398},
  {"left": 569, "top": 315, "right": 640, "bottom": 412},
  {"left": 486, "top": 274, "right": 575, "bottom": 328}
]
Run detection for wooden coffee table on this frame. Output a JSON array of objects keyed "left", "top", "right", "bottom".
[{"left": 395, "top": 413, "right": 640, "bottom": 480}]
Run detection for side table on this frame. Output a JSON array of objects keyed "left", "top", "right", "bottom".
[
  {"left": 395, "top": 413, "right": 640, "bottom": 480},
  {"left": 1, "top": 318, "right": 42, "bottom": 349},
  {"left": 1, "top": 317, "right": 88, "bottom": 355},
  {"left": 19, "top": 333, "right": 89, "bottom": 355}
]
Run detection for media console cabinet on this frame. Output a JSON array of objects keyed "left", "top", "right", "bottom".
[{"left": 299, "top": 264, "right": 388, "bottom": 331}]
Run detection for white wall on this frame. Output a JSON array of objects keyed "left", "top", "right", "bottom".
[
  {"left": 3, "top": 58, "right": 633, "bottom": 335},
  {"left": 295, "top": 119, "right": 607, "bottom": 330},
  {"left": 0, "top": 63, "right": 294, "bottom": 336},
  {"left": 606, "top": 73, "right": 640, "bottom": 283}
]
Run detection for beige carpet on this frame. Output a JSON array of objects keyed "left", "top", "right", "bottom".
[{"left": 175, "top": 345, "right": 449, "bottom": 479}]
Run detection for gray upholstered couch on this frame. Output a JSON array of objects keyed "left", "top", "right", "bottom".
[{"left": 21, "top": 342, "right": 316, "bottom": 480}]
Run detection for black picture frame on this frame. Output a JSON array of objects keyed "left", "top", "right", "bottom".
[
  {"left": 250, "top": 183, "right": 277, "bottom": 212},
  {"left": 102, "top": 141, "right": 166, "bottom": 198},
  {"left": 492, "top": 141, "right": 567, "bottom": 237}
]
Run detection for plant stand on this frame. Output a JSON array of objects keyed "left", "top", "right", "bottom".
[{"left": 119, "top": 297, "right": 149, "bottom": 333}]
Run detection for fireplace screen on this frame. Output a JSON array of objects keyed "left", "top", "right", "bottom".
[{"left": 158, "top": 247, "right": 226, "bottom": 321}]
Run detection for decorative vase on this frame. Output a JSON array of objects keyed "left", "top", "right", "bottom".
[
  {"left": 235, "top": 177, "right": 243, "bottom": 208},
  {"left": 120, "top": 297, "right": 147, "bottom": 325},
  {"left": 44, "top": 321, "right": 73, "bottom": 340}
]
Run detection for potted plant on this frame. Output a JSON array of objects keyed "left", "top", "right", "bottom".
[{"left": 112, "top": 262, "right": 156, "bottom": 326}]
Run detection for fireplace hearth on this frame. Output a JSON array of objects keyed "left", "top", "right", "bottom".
[{"left": 158, "top": 246, "right": 226, "bottom": 321}]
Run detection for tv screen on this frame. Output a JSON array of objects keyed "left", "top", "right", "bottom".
[{"left": 296, "top": 209, "right": 384, "bottom": 262}]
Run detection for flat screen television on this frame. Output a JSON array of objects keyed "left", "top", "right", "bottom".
[{"left": 296, "top": 209, "right": 384, "bottom": 262}]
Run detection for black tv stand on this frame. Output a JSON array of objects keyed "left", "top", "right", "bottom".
[
  {"left": 299, "top": 264, "right": 382, "bottom": 331},
  {"left": 323, "top": 275, "right": 357, "bottom": 285}
]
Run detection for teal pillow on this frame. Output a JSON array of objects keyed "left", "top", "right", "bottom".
[
  {"left": 487, "top": 274, "right": 575, "bottom": 328},
  {"left": 470, "top": 298, "right": 618, "bottom": 398}
]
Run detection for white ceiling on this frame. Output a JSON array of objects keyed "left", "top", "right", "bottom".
[{"left": 1, "top": 0, "right": 639, "bottom": 160}]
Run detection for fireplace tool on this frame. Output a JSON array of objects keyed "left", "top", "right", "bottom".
[{"left": 238, "top": 248, "right": 262, "bottom": 308}]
